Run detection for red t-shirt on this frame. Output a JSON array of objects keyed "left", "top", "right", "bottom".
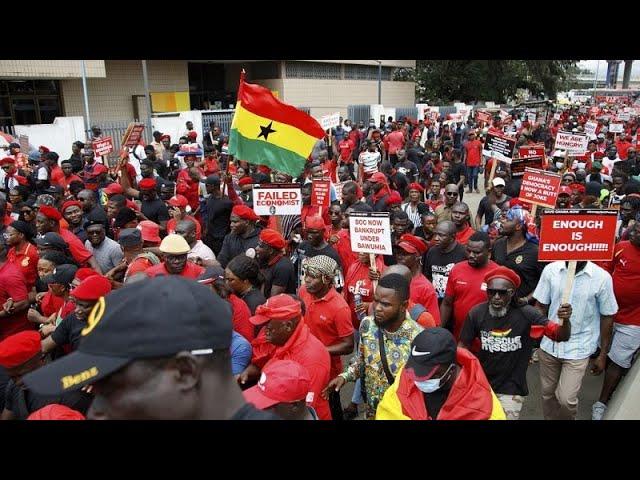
[
  {"left": 343, "top": 257, "right": 386, "bottom": 328},
  {"left": 386, "top": 131, "right": 405, "bottom": 155},
  {"left": 445, "top": 260, "right": 498, "bottom": 340},
  {"left": 410, "top": 274, "right": 441, "bottom": 326},
  {"left": 7, "top": 242, "right": 39, "bottom": 290},
  {"left": 0, "top": 260, "right": 31, "bottom": 341},
  {"left": 334, "top": 230, "right": 358, "bottom": 277},
  {"left": 59, "top": 228, "right": 93, "bottom": 266},
  {"left": 464, "top": 139, "right": 483, "bottom": 167},
  {"left": 145, "top": 261, "right": 205, "bottom": 279},
  {"left": 456, "top": 225, "right": 475, "bottom": 246},
  {"left": 338, "top": 139, "right": 355, "bottom": 163},
  {"left": 50, "top": 165, "right": 65, "bottom": 186},
  {"left": 298, "top": 286, "right": 354, "bottom": 379},
  {"left": 604, "top": 241, "right": 640, "bottom": 326},
  {"left": 228, "top": 293, "right": 255, "bottom": 342},
  {"left": 56, "top": 174, "right": 83, "bottom": 192},
  {"left": 167, "top": 215, "right": 202, "bottom": 240},
  {"left": 615, "top": 140, "right": 632, "bottom": 160}
]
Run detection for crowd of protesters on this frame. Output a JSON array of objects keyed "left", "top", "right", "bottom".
[{"left": 0, "top": 99, "right": 638, "bottom": 420}]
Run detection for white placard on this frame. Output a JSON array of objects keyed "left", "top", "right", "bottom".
[
  {"left": 553, "top": 113, "right": 561, "bottom": 120},
  {"left": 609, "top": 123, "right": 624, "bottom": 133},
  {"left": 320, "top": 112, "right": 341, "bottom": 131},
  {"left": 617, "top": 112, "right": 630, "bottom": 122},
  {"left": 349, "top": 212, "right": 392, "bottom": 255},
  {"left": 527, "top": 113, "right": 536, "bottom": 123},
  {"left": 555, "top": 131, "right": 589, "bottom": 154},
  {"left": 584, "top": 121, "right": 598, "bottom": 140},
  {"left": 253, "top": 183, "right": 302, "bottom": 216}
]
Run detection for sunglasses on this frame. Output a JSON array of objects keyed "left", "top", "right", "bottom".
[
  {"left": 487, "top": 288, "right": 512, "bottom": 297},
  {"left": 445, "top": 192, "right": 458, "bottom": 197}
]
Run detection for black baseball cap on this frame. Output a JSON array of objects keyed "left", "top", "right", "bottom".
[
  {"left": 405, "top": 328, "right": 457, "bottom": 379},
  {"left": 197, "top": 265, "right": 225, "bottom": 285},
  {"left": 43, "top": 185, "right": 64, "bottom": 195},
  {"left": 35, "top": 232, "right": 68, "bottom": 250},
  {"left": 23, "top": 277, "right": 233, "bottom": 395},
  {"left": 205, "top": 175, "right": 221, "bottom": 186},
  {"left": 42, "top": 264, "right": 78, "bottom": 286}
]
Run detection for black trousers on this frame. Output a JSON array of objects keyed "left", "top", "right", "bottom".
[{"left": 329, "top": 390, "right": 343, "bottom": 421}]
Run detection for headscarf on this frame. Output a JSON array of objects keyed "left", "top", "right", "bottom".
[
  {"left": 505, "top": 205, "right": 538, "bottom": 244},
  {"left": 303, "top": 255, "right": 338, "bottom": 279}
]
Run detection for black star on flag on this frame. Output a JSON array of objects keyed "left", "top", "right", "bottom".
[{"left": 258, "top": 121, "right": 277, "bottom": 141}]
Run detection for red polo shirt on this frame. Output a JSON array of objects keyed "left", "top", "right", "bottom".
[
  {"left": 0, "top": 260, "right": 31, "bottom": 341},
  {"left": 145, "top": 261, "right": 205, "bottom": 279},
  {"left": 298, "top": 286, "right": 354, "bottom": 379},
  {"left": 7, "top": 242, "right": 39, "bottom": 290},
  {"left": 251, "top": 321, "right": 332, "bottom": 420},
  {"left": 410, "top": 274, "right": 441, "bottom": 326},
  {"left": 343, "top": 257, "right": 386, "bottom": 328},
  {"left": 334, "top": 229, "right": 358, "bottom": 277},
  {"left": 456, "top": 224, "right": 475, "bottom": 246},
  {"left": 445, "top": 260, "right": 498, "bottom": 340}
]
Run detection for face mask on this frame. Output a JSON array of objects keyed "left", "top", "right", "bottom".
[
  {"left": 577, "top": 162, "right": 586, "bottom": 169},
  {"left": 414, "top": 364, "right": 453, "bottom": 393},
  {"left": 556, "top": 162, "right": 565, "bottom": 169}
]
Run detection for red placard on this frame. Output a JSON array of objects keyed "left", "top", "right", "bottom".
[
  {"left": 311, "top": 179, "right": 331, "bottom": 209},
  {"left": 476, "top": 110, "right": 493, "bottom": 123},
  {"left": 121, "top": 123, "right": 145, "bottom": 148},
  {"left": 538, "top": 210, "right": 618, "bottom": 262},
  {"left": 518, "top": 168, "right": 562, "bottom": 208},
  {"left": 518, "top": 144, "right": 545, "bottom": 159},
  {"left": 92, "top": 136, "right": 114, "bottom": 157}
]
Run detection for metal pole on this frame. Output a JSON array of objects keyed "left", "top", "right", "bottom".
[
  {"left": 81, "top": 60, "right": 91, "bottom": 138},
  {"left": 141, "top": 60, "right": 153, "bottom": 136},
  {"left": 377, "top": 61, "right": 382, "bottom": 104},
  {"left": 593, "top": 60, "right": 600, "bottom": 103}
]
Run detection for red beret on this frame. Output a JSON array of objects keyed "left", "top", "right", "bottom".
[
  {"left": 138, "top": 178, "right": 157, "bottom": 190},
  {"left": 484, "top": 266, "right": 521, "bottom": 289},
  {"left": 93, "top": 163, "right": 108, "bottom": 175},
  {"left": 238, "top": 177, "right": 254, "bottom": 186},
  {"left": 305, "top": 215, "right": 325, "bottom": 230},
  {"left": 27, "top": 404, "right": 85, "bottom": 421},
  {"left": 0, "top": 331, "right": 42, "bottom": 369},
  {"left": 386, "top": 191, "right": 402, "bottom": 205},
  {"left": 61, "top": 200, "right": 82, "bottom": 212},
  {"left": 75, "top": 267, "right": 100, "bottom": 282},
  {"left": 258, "top": 165, "right": 271, "bottom": 175},
  {"left": 102, "top": 183, "right": 124, "bottom": 195},
  {"left": 70, "top": 275, "right": 112, "bottom": 301},
  {"left": 38, "top": 205, "right": 62, "bottom": 221},
  {"left": 260, "top": 228, "right": 286, "bottom": 250},
  {"left": 39, "top": 146, "right": 50, "bottom": 153},
  {"left": 168, "top": 195, "right": 189, "bottom": 208},
  {"left": 0, "top": 157, "right": 15, "bottom": 166},
  {"left": 187, "top": 131, "right": 198, "bottom": 139},
  {"left": 408, "top": 182, "right": 424, "bottom": 193},
  {"left": 249, "top": 294, "right": 302, "bottom": 326},
  {"left": 370, "top": 172, "right": 387, "bottom": 183},
  {"left": 397, "top": 234, "right": 428, "bottom": 255},
  {"left": 231, "top": 204, "right": 260, "bottom": 221}
]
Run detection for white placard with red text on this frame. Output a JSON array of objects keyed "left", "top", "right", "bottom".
[{"left": 253, "top": 183, "right": 302, "bottom": 216}]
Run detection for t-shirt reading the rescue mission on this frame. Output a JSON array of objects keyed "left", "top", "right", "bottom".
[
  {"left": 460, "top": 303, "right": 549, "bottom": 396},
  {"left": 423, "top": 243, "right": 467, "bottom": 300}
]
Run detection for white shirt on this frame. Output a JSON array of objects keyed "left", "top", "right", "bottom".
[
  {"left": 128, "top": 145, "right": 146, "bottom": 181},
  {"left": 188, "top": 240, "right": 216, "bottom": 263},
  {"left": 603, "top": 156, "right": 621, "bottom": 173},
  {"left": 359, "top": 151, "right": 381, "bottom": 174}
]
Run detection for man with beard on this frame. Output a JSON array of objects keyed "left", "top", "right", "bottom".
[
  {"left": 217, "top": 205, "right": 262, "bottom": 269},
  {"left": 423, "top": 221, "right": 467, "bottom": 302},
  {"left": 255, "top": 228, "right": 296, "bottom": 298},
  {"left": 323, "top": 273, "right": 423, "bottom": 419},
  {"left": 460, "top": 266, "right": 572, "bottom": 420}
]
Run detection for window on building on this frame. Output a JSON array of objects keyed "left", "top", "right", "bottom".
[
  {"left": 344, "top": 64, "right": 393, "bottom": 81},
  {"left": 285, "top": 61, "right": 341, "bottom": 79},
  {"left": 0, "top": 80, "right": 63, "bottom": 126}
]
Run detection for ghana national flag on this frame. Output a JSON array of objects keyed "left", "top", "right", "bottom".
[{"left": 228, "top": 71, "right": 325, "bottom": 176}]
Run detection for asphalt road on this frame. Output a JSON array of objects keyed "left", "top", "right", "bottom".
[{"left": 337, "top": 190, "right": 603, "bottom": 420}]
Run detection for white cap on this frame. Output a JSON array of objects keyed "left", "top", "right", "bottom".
[
  {"left": 553, "top": 150, "right": 566, "bottom": 158},
  {"left": 492, "top": 177, "right": 506, "bottom": 187}
]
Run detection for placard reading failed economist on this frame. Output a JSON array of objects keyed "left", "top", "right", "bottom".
[
  {"left": 538, "top": 209, "right": 618, "bottom": 262},
  {"left": 253, "top": 183, "right": 302, "bottom": 216},
  {"left": 349, "top": 212, "right": 393, "bottom": 256}
]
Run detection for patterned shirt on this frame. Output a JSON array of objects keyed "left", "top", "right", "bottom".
[{"left": 340, "top": 314, "right": 423, "bottom": 419}]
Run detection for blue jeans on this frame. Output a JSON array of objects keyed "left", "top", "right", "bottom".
[{"left": 467, "top": 166, "right": 479, "bottom": 190}]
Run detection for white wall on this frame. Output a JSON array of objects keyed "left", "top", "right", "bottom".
[
  {"left": 13, "top": 117, "right": 86, "bottom": 160},
  {"left": 152, "top": 111, "right": 203, "bottom": 146}
]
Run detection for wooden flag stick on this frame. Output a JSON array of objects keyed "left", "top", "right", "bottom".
[
  {"left": 369, "top": 253, "right": 378, "bottom": 292},
  {"left": 559, "top": 260, "right": 577, "bottom": 325}
]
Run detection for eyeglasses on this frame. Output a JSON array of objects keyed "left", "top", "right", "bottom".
[{"left": 487, "top": 288, "right": 512, "bottom": 297}]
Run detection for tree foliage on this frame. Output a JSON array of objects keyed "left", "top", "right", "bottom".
[{"left": 408, "top": 60, "right": 579, "bottom": 104}]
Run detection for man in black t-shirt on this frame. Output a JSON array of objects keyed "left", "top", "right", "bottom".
[
  {"left": 138, "top": 177, "right": 170, "bottom": 232},
  {"left": 460, "top": 266, "right": 572, "bottom": 420},
  {"left": 204, "top": 175, "right": 234, "bottom": 256},
  {"left": 255, "top": 229, "right": 296, "bottom": 298},
  {"left": 23, "top": 277, "right": 280, "bottom": 420},
  {"left": 423, "top": 221, "right": 467, "bottom": 301},
  {"left": 476, "top": 177, "right": 511, "bottom": 227},
  {"left": 295, "top": 215, "right": 343, "bottom": 289},
  {"left": 449, "top": 150, "right": 467, "bottom": 202}
]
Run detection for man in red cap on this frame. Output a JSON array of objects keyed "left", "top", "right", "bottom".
[
  {"left": 237, "top": 176, "right": 254, "bottom": 206},
  {"left": 41, "top": 275, "right": 112, "bottom": 354},
  {"left": 217, "top": 204, "right": 262, "bottom": 268},
  {"left": 556, "top": 185, "right": 573, "bottom": 209},
  {"left": 1, "top": 157, "right": 28, "bottom": 193},
  {"left": 460, "top": 266, "right": 573, "bottom": 420},
  {"left": 0, "top": 330, "right": 92, "bottom": 420},
  {"left": 136, "top": 177, "right": 170, "bottom": 231},
  {"left": 35, "top": 205, "right": 101, "bottom": 272},
  {"left": 367, "top": 172, "right": 393, "bottom": 212},
  {"left": 298, "top": 255, "right": 354, "bottom": 419},
  {"left": 255, "top": 228, "right": 296, "bottom": 297},
  {"left": 441, "top": 231, "right": 497, "bottom": 341},
  {"left": 243, "top": 359, "right": 318, "bottom": 420},
  {"left": 166, "top": 194, "right": 202, "bottom": 240},
  {"left": 239, "top": 294, "right": 332, "bottom": 419},
  {"left": 394, "top": 233, "right": 441, "bottom": 325}
]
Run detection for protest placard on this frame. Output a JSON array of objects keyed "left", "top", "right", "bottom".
[
  {"left": 121, "top": 122, "right": 145, "bottom": 148},
  {"left": 485, "top": 131, "right": 516, "bottom": 163},
  {"left": 253, "top": 183, "right": 302, "bottom": 216},
  {"left": 538, "top": 209, "right": 618, "bottom": 262},
  {"left": 518, "top": 168, "right": 562, "bottom": 208},
  {"left": 617, "top": 112, "right": 630, "bottom": 122},
  {"left": 476, "top": 110, "right": 493, "bottom": 124},
  {"left": 555, "top": 131, "right": 588, "bottom": 154},
  {"left": 553, "top": 113, "right": 561, "bottom": 120},
  {"left": 584, "top": 121, "right": 597, "bottom": 139},
  {"left": 609, "top": 123, "right": 624, "bottom": 133},
  {"left": 334, "top": 182, "right": 344, "bottom": 202},
  {"left": 349, "top": 212, "right": 393, "bottom": 256},
  {"left": 311, "top": 179, "right": 331, "bottom": 210},
  {"left": 92, "top": 136, "right": 114, "bottom": 157},
  {"left": 527, "top": 112, "right": 537, "bottom": 123},
  {"left": 320, "top": 112, "right": 341, "bottom": 131},
  {"left": 518, "top": 144, "right": 545, "bottom": 159},
  {"left": 511, "top": 156, "right": 544, "bottom": 177},
  {"left": 18, "top": 134, "right": 29, "bottom": 154}
]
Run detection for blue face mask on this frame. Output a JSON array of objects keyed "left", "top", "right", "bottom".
[{"left": 414, "top": 364, "right": 454, "bottom": 393}]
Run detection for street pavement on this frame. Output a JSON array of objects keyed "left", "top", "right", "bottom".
[{"left": 337, "top": 190, "right": 602, "bottom": 420}]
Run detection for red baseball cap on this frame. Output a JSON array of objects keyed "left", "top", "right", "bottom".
[
  {"left": 187, "top": 131, "right": 198, "bottom": 139},
  {"left": 249, "top": 294, "right": 302, "bottom": 326},
  {"left": 559, "top": 186, "right": 572, "bottom": 195},
  {"left": 75, "top": 267, "right": 100, "bottom": 282},
  {"left": 0, "top": 331, "right": 42, "bottom": 369},
  {"left": 243, "top": 360, "right": 312, "bottom": 409},
  {"left": 138, "top": 220, "right": 161, "bottom": 244},
  {"left": 386, "top": 191, "right": 402, "bottom": 205},
  {"left": 0, "top": 157, "right": 15, "bottom": 166},
  {"left": 93, "top": 163, "right": 108, "bottom": 175},
  {"left": 168, "top": 194, "right": 189, "bottom": 208},
  {"left": 27, "top": 404, "right": 85, "bottom": 420}
]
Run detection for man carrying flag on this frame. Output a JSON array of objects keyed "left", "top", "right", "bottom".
[{"left": 228, "top": 72, "right": 325, "bottom": 176}]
